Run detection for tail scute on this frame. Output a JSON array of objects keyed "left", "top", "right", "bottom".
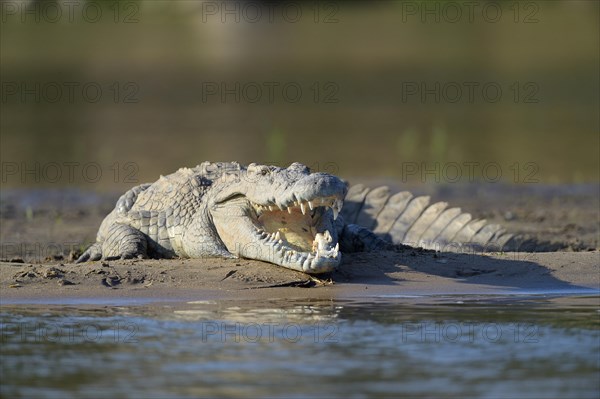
[
  {"left": 341, "top": 184, "right": 371, "bottom": 224},
  {"left": 435, "top": 212, "right": 472, "bottom": 246},
  {"left": 403, "top": 201, "right": 448, "bottom": 244},
  {"left": 452, "top": 219, "right": 487, "bottom": 244},
  {"left": 388, "top": 196, "right": 431, "bottom": 242},
  {"left": 471, "top": 223, "right": 503, "bottom": 246},
  {"left": 372, "top": 191, "right": 413, "bottom": 234},
  {"left": 355, "top": 186, "right": 390, "bottom": 229},
  {"left": 419, "top": 207, "right": 462, "bottom": 242}
]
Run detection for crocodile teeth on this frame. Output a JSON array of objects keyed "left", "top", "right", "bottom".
[
  {"left": 287, "top": 207, "right": 292, "bottom": 214},
  {"left": 332, "top": 199, "right": 343, "bottom": 220},
  {"left": 275, "top": 231, "right": 281, "bottom": 241},
  {"left": 300, "top": 202, "right": 306, "bottom": 215},
  {"left": 333, "top": 243, "right": 339, "bottom": 257},
  {"left": 308, "top": 201, "right": 314, "bottom": 210},
  {"left": 332, "top": 206, "right": 339, "bottom": 220}
]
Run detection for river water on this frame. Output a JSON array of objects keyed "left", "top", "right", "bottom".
[{"left": 1, "top": 295, "right": 598, "bottom": 398}]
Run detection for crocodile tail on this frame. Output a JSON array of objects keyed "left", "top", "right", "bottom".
[{"left": 341, "top": 184, "right": 517, "bottom": 252}]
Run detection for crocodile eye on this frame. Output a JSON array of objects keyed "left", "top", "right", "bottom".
[
  {"left": 288, "top": 163, "right": 310, "bottom": 175},
  {"left": 257, "top": 166, "right": 271, "bottom": 176}
]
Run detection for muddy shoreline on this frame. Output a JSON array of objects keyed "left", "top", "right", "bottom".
[{"left": 2, "top": 250, "right": 598, "bottom": 304}]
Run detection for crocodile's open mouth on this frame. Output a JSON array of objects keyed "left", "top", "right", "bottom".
[
  {"left": 212, "top": 194, "right": 344, "bottom": 273},
  {"left": 251, "top": 195, "right": 342, "bottom": 260}
]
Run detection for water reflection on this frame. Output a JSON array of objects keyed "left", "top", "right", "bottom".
[{"left": 1, "top": 297, "right": 599, "bottom": 398}]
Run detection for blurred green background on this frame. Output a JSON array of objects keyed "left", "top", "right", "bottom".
[{"left": 1, "top": 0, "right": 598, "bottom": 190}]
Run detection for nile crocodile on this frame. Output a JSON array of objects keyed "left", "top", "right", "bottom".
[{"left": 78, "top": 161, "right": 523, "bottom": 274}]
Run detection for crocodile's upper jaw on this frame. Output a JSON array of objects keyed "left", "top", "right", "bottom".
[{"left": 211, "top": 194, "right": 344, "bottom": 274}]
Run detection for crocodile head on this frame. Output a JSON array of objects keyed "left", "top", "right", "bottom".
[{"left": 209, "top": 162, "right": 347, "bottom": 274}]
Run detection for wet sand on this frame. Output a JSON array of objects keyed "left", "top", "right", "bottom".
[{"left": 2, "top": 250, "right": 598, "bottom": 304}]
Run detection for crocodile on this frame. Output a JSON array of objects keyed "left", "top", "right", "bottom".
[{"left": 78, "top": 161, "right": 522, "bottom": 274}]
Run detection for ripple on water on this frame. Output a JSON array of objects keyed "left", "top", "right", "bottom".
[{"left": 1, "top": 296, "right": 599, "bottom": 398}]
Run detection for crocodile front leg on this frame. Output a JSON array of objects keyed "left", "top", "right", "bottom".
[{"left": 77, "top": 223, "right": 148, "bottom": 262}]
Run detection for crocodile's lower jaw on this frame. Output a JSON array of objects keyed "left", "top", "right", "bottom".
[{"left": 250, "top": 225, "right": 341, "bottom": 274}]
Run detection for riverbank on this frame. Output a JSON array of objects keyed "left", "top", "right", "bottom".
[{"left": 2, "top": 250, "right": 598, "bottom": 304}]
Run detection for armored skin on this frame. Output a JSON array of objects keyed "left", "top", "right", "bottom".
[{"left": 78, "top": 162, "right": 514, "bottom": 274}]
